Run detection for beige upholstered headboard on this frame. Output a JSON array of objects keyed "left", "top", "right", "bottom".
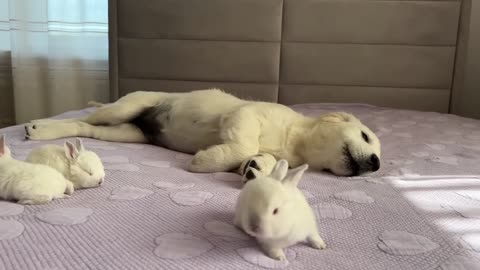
[{"left": 109, "top": 0, "right": 466, "bottom": 113}]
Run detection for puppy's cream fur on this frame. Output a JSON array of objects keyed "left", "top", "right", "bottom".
[{"left": 25, "top": 89, "right": 381, "bottom": 176}]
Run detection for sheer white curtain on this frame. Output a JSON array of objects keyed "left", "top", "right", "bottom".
[{"left": 0, "top": 0, "right": 109, "bottom": 125}]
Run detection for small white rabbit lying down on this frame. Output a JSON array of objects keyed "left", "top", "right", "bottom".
[
  {"left": 0, "top": 135, "right": 74, "bottom": 205},
  {"left": 234, "top": 159, "right": 326, "bottom": 261},
  {"left": 26, "top": 138, "right": 105, "bottom": 189}
]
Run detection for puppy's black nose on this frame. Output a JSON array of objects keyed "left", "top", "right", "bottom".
[{"left": 369, "top": 154, "right": 380, "bottom": 171}]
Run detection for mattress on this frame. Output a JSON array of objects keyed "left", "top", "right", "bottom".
[{"left": 0, "top": 103, "right": 479, "bottom": 270}]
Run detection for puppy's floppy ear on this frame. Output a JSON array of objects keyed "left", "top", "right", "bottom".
[
  {"left": 282, "top": 164, "right": 309, "bottom": 187},
  {"left": 319, "top": 112, "right": 358, "bottom": 123},
  {"left": 75, "top": 138, "right": 85, "bottom": 152},
  {"left": 64, "top": 141, "right": 80, "bottom": 160},
  {"left": 269, "top": 159, "right": 289, "bottom": 181}
]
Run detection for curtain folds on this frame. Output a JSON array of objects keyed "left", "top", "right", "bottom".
[{"left": 0, "top": 0, "right": 109, "bottom": 126}]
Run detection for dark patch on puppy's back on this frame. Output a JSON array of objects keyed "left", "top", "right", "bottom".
[{"left": 130, "top": 104, "right": 171, "bottom": 146}]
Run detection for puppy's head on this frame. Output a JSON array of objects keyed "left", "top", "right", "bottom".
[{"left": 303, "top": 112, "right": 381, "bottom": 176}]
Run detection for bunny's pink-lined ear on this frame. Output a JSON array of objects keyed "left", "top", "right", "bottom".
[
  {"left": 64, "top": 141, "right": 80, "bottom": 160},
  {"left": 75, "top": 138, "right": 85, "bottom": 152},
  {"left": 269, "top": 159, "right": 289, "bottom": 181},
  {"left": 0, "top": 134, "right": 5, "bottom": 156},
  {"left": 282, "top": 164, "right": 309, "bottom": 187}
]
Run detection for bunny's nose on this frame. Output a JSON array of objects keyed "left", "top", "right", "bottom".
[{"left": 98, "top": 177, "right": 105, "bottom": 185}]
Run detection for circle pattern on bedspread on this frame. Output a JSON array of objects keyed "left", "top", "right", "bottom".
[
  {"left": 154, "top": 233, "right": 214, "bottom": 259},
  {"left": 313, "top": 204, "right": 352, "bottom": 219},
  {"left": 365, "top": 178, "right": 385, "bottom": 185},
  {"left": 140, "top": 160, "right": 171, "bottom": 168},
  {"left": 0, "top": 220, "right": 24, "bottom": 240},
  {"left": 153, "top": 181, "right": 195, "bottom": 190},
  {"left": 36, "top": 208, "right": 93, "bottom": 225},
  {"left": 109, "top": 186, "right": 154, "bottom": 201},
  {"left": 425, "top": 144, "right": 446, "bottom": 151},
  {"left": 236, "top": 247, "right": 296, "bottom": 269},
  {"left": 170, "top": 191, "right": 213, "bottom": 206},
  {"left": 333, "top": 190, "right": 374, "bottom": 204},
  {"left": 412, "top": 151, "right": 430, "bottom": 158},
  {"left": 428, "top": 156, "right": 459, "bottom": 166},
  {"left": 377, "top": 231, "right": 439, "bottom": 255},
  {"left": 104, "top": 163, "right": 140, "bottom": 172},
  {"left": 0, "top": 202, "right": 24, "bottom": 216}
]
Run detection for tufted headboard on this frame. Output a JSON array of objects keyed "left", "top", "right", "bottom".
[{"left": 109, "top": 0, "right": 467, "bottom": 113}]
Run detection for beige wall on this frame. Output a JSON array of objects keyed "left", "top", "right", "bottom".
[{"left": 452, "top": 0, "right": 480, "bottom": 119}]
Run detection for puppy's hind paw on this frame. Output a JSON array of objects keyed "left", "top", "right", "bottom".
[
  {"left": 24, "top": 122, "right": 72, "bottom": 141},
  {"left": 189, "top": 151, "right": 213, "bottom": 173}
]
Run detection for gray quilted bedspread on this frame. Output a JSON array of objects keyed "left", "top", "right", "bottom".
[{"left": 0, "top": 103, "right": 479, "bottom": 270}]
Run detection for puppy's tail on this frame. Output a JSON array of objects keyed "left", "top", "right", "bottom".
[{"left": 87, "top": 101, "right": 105, "bottom": 107}]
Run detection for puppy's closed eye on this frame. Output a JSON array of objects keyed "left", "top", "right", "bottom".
[{"left": 361, "top": 131, "right": 370, "bottom": 143}]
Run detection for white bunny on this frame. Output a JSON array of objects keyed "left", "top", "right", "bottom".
[
  {"left": 234, "top": 159, "right": 326, "bottom": 260},
  {"left": 0, "top": 134, "right": 74, "bottom": 205},
  {"left": 26, "top": 138, "right": 105, "bottom": 189}
]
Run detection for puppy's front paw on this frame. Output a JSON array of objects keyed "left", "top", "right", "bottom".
[
  {"left": 239, "top": 153, "right": 277, "bottom": 183},
  {"left": 189, "top": 150, "right": 213, "bottom": 173}
]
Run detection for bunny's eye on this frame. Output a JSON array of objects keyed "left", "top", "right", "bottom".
[{"left": 273, "top": 208, "right": 279, "bottom": 215}]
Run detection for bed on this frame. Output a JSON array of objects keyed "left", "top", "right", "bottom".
[
  {"left": 2, "top": 0, "right": 479, "bottom": 269},
  {"left": 1, "top": 104, "right": 479, "bottom": 270}
]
